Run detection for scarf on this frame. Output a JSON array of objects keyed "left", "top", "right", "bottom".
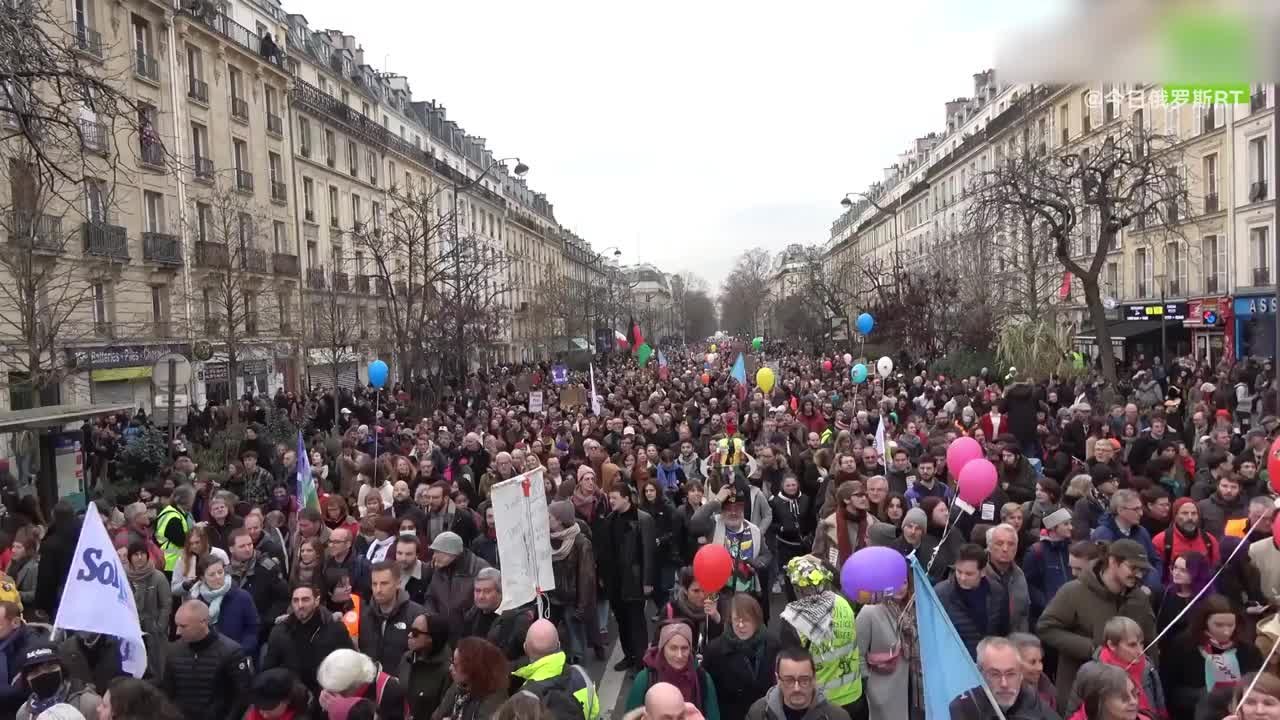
[
  {"left": 450, "top": 688, "right": 473, "bottom": 720},
  {"left": 722, "top": 629, "right": 767, "bottom": 678},
  {"left": 885, "top": 597, "right": 924, "bottom": 712},
  {"left": 426, "top": 504, "right": 451, "bottom": 540},
  {"left": 1100, "top": 644, "right": 1155, "bottom": 716},
  {"left": 656, "top": 464, "right": 681, "bottom": 492},
  {"left": 27, "top": 681, "right": 68, "bottom": 717},
  {"left": 672, "top": 586, "right": 707, "bottom": 624},
  {"left": 229, "top": 553, "right": 257, "bottom": 584},
  {"left": 834, "top": 509, "right": 868, "bottom": 569},
  {"left": 571, "top": 491, "right": 599, "bottom": 524},
  {"left": 1199, "top": 639, "right": 1243, "bottom": 692},
  {"left": 193, "top": 577, "right": 233, "bottom": 623},
  {"left": 643, "top": 646, "right": 702, "bottom": 709},
  {"left": 550, "top": 523, "right": 580, "bottom": 561},
  {"left": 781, "top": 590, "right": 837, "bottom": 644},
  {"left": 126, "top": 560, "right": 155, "bottom": 584},
  {"left": 366, "top": 535, "right": 395, "bottom": 564}
]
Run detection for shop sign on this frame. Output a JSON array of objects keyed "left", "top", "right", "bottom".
[
  {"left": 202, "top": 362, "right": 229, "bottom": 383},
  {"left": 1122, "top": 302, "right": 1187, "bottom": 321},
  {"left": 1236, "top": 295, "right": 1279, "bottom": 317},
  {"left": 241, "top": 359, "right": 270, "bottom": 376},
  {"left": 1186, "top": 297, "right": 1226, "bottom": 327},
  {"left": 72, "top": 344, "right": 190, "bottom": 370}
]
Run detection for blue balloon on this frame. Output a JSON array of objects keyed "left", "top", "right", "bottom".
[
  {"left": 851, "top": 363, "right": 868, "bottom": 384},
  {"left": 368, "top": 359, "right": 389, "bottom": 389},
  {"left": 856, "top": 312, "right": 875, "bottom": 335}
]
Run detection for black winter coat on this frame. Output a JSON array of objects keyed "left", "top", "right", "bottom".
[
  {"left": 399, "top": 646, "right": 452, "bottom": 720},
  {"left": 33, "top": 520, "right": 79, "bottom": 618},
  {"left": 234, "top": 553, "right": 290, "bottom": 644},
  {"left": 358, "top": 590, "right": 426, "bottom": 673},
  {"left": 596, "top": 506, "right": 656, "bottom": 602},
  {"left": 934, "top": 576, "right": 1011, "bottom": 659},
  {"left": 162, "top": 632, "right": 252, "bottom": 720},
  {"left": 262, "top": 611, "right": 353, "bottom": 692},
  {"left": 702, "top": 633, "right": 779, "bottom": 720}
]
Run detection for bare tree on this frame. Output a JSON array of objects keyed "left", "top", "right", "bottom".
[
  {"left": 185, "top": 182, "right": 282, "bottom": 403},
  {"left": 305, "top": 276, "right": 360, "bottom": 428},
  {"left": 799, "top": 246, "right": 860, "bottom": 342},
  {"left": 527, "top": 263, "right": 578, "bottom": 353},
  {"left": 0, "top": 0, "right": 151, "bottom": 405},
  {"left": 718, "top": 248, "right": 772, "bottom": 336},
  {"left": 967, "top": 117, "right": 1189, "bottom": 383}
]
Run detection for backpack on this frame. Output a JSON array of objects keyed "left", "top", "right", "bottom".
[{"left": 522, "top": 664, "right": 595, "bottom": 720}]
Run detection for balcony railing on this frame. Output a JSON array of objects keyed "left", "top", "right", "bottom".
[
  {"left": 1205, "top": 193, "right": 1220, "bottom": 213},
  {"left": 266, "top": 112, "right": 283, "bottom": 136},
  {"left": 7, "top": 211, "right": 62, "bottom": 252},
  {"left": 134, "top": 50, "right": 158, "bottom": 82},
  {"left": 332, "top": 272, "right": 349, "bottom": 292},
  {"left": 142, "top": 232, "right": 182, "bottom": 265},
  {"left": 271, "top": 180, "right": 287, "bottom": 203},
  {"left": 72, "top": 21, "right": 102, "bottom": 58},
  {"left": 82, "top": 221, "right": 128, "bottom": 260},
  {"left": 1251, "top": 180, "right": 1269, "bottom": 203},
  {"left": 272, "top": 252, "right": 299, "bottom": 276},
  {"left": 194, "top": 241, "right": 229, "bottom": 268},
  {"left": 188, "top": 77, "right": 208, "bottom": 103},
  {"left": 178, "top": 7, "right": 286, "bottom": 70},
  {"left": 231, "top": 96, "right": 249, "bottom": 121},
  {"left": 194, "top": 155, "right": 214, "bottom": 180},
  {"left": 79, "top": 119, "right": 106, "bottom": 154},
  {"left": 139, "top": 140, "right": 163, "bottom": 169},
  {"left": 306, "top": 267, "right": 326, "bottom": 289},
  {"left": 1255, "top": 267, "right": 1271, "bottom": 286},
  {"left": 354, "top": 274, "right": 370, "bottom": 293},
  {"left": 235, "top": 168, "right": 254, "bottom": 192},
  {"left": 240, "top": 247, "right": 268, "bottom": 273}
]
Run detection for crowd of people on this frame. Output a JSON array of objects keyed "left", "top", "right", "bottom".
[{"left": 2, "top": 347, "right": 1280, "bottom": 720}]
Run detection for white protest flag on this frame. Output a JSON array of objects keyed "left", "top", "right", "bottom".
[
  {"left": 54, "top": 503, "right": 147, "bottom": 678},
  {"left": 874, "top": 411, "right": 887, "bottom": 460},
  {"left": 490, "top": 467, "right": 555, "bottom": 612},
  {"left": 589, "top": 363, "right": 601, "bottom": 415}
]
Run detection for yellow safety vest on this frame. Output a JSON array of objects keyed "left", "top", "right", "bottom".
[
  {"left": 155, "top": 504, "right": 189, "bottom": 572},
  {"left": 804, "top": 595, "right": 863, "bottom": 706}
]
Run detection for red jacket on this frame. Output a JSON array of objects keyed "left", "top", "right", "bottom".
[
  {"left": 1152, "top": 526, "right": 1220, "bottom": 575},
  {"left": 979, "top": 413, "right": 1009, "bottom": 439}
]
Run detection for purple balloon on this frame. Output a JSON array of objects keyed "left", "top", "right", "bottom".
[{"left": 841, "top": 546, "right": 908, "bottom": 604}]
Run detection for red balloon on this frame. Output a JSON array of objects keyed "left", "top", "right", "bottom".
[
  {"left": 693, "top": 544, "right": 733, "bottom": 593},
  {"left": 701, "top": 373, "right": 712, "bottom": 386},
  {"left": 822, "top": 359, "right": 833, "bottom": 372},
  {"left": 1269, "top": 436, "right": 1280, "bottom": 495}
]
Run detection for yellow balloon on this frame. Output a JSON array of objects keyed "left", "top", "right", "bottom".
[
  {"left": 756, "top": 367, "right": 775, "bottom": 394},
  {"left": 710, "top": 343, "right": 718, "bottom": 353}
]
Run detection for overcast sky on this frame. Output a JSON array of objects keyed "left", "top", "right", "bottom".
[{"left": 300, "top": 0, "right": 1064, "bottom": 293}]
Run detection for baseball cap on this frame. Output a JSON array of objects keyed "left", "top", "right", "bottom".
[
  {"left": 19, "top": 642, "right": 59, "bottom": 671},
  {"left": 1107, "top": 539, "right": 1152, "bottom": 570}
]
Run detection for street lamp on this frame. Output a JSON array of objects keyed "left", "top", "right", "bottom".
[{"left": 1154, "top": 272, "right": 1167, "bottom": 361}]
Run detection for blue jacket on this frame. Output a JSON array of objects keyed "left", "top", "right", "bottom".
[
  {"left": 1089, "top": 513, "right": 1163, "bottom": 592},
  {"left": 1021, "top": 536, "right": 1072, "bottom": 619},
  {"left": 206, "top": 587, "right": 260, "bottom": 658}
]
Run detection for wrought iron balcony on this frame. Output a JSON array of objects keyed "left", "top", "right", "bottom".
[
  {"left": 7, "top": 211, "right": 62, "bottom": 252},
  {"left": 240, "top": 247, "right": 268, "bottom": 273},
  {"left": 354, "top": 274, "right": 370, "bottom": 293},
  {"left": 194, "top": 156, "right": 214, "bottom": 181},
  {"left": 235, "top": 169, "right": 254, "bottom": 192},
  {"left": 271, "top": 180, "right": 287, "bottom": 203},
  {"left": 72, "top": 21, "right": 102, "bottom": 58},
  {"left": 195, "top": 241, "right": 230, "bottom": 268},
  {"left": 332, "top": 271, "right": 349, "bottom": 292},
  {"left": 267, "top": 112, "right": 283, "bottom": 136},
  {"left": 272, "top": 252, "right": 299, "bottom": 276},
  {"left": 142, "top": 232, "right": 182, "bottom": 265},
  {"left": 83, "top": 221, "right": 128, "bottom": 260},
  {"left": 79, "top": 119, "right": 106, "bottom": 154},
  {"left": 188, "top": 77, "right": 208, "bottom": 103},
  {"left": 140, "top": 141, "right": 164, "bottom": 169},
  {"left": 231, "top": 96, "right": 249, "bottom": 121},
  {"left": 306, "top": 267, "right": 326, "bottom": 289},
  {"left": 178, "top": 7, "right": 286, "bottom": 70}
]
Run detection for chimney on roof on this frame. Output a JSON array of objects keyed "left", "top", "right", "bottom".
[{"left": 945, "top": 98, "right": 971, "bottom": 132}]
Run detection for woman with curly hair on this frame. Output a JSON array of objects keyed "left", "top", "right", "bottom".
[
  {"left": 432, "top": 637, "right": 510, "bottom": 720},
  {"left": 96, "top": 677, "right": 183, "bottom": 720}
]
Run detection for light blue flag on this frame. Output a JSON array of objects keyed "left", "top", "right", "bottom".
[
  {"left": 912, "top": 554, "right": 987, "bottom": 719},
  {"left": 730, "top": 353, "right": 747, "bottom": 385},
  {"left": 296, "top": 431, "right": 319, "bottom": 512}
]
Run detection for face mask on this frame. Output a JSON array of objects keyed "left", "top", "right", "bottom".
[{"left": 29, "top": 669, "right": 62, "bottom": 699}]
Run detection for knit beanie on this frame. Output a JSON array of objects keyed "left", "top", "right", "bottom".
[
  {"left": 1043, "top": 507, "right": 1073, "bottom": 530},
  {"left": 1171, "top": 497, "right": 1196, "bottom": 518},
  {"left": 577, "top": 464, "right": 597, "bottom": 483},
  {"left": 548, "top": 501, "right": 576, "bottom": 528},
  {"left": 903, "top": 508, "right": 928, "bottom": 530},
  {"left": 868, "top": 523, "right": 898, "bottom": 547},
  {"left": 657, "top": 620, "right": 693, "bottom": 651}
]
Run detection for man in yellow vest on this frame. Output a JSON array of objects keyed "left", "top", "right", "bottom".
[
  {"left": 777, "top": 555, "right": 865, "bottom": 720},
  {"left": 155, "top": 484, "right": 195, "bottom": 575}
]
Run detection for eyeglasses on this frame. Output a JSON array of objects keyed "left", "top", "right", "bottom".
[
  {"left": 981, "top": 668, "right": 1022, "bottom": 684},
  {"left": 778, "top": 675, "right": 814, "bottom": 688}
]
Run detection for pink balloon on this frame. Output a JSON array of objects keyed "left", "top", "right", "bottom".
[
  {"left": 957, "top": 459, "right": 998, "bottom": 506},
  {"left": 946, "top": 436, "right": 983, "bottom": 480}
]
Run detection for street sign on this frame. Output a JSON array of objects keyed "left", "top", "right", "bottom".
[{"left": 151, "top": 353, "right": 192, "bottom": 386}]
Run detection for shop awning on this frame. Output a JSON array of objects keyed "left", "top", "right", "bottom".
[
  {"left": 0, "top": 402, "right": 136, "bottom": 432},
  {"left": 1076, "top": 319, "right": 1164, "bottom": 341},
  {"left": 91, "top": 366, "right": 152, "bottom": 381}
]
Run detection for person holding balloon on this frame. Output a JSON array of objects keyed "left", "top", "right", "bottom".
[
  {"left": 688, "top": 482, "right": 773, "bottom": 617},
  {"left": 776, "top": 555, "right": 865, "bottom": 720},
  {"left": 854, "top": 568, "right": 922, "bottom": 720}
]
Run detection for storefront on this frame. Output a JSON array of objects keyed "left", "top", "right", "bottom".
[
  {"left": 196, "top": 346, "right": 284, "bottom": 405},
  {"left": 1118, "top": 302, "right": 1189, "bottom": 361},
  {"left": 1186, "top": 297, "right": 1232, "bottom": 366},
  {"left": 72, "top": 344, "right": 191, "bottom": 413},
  {"left": 306, "top": 349, "right": 360, "bottom": 391},
  {"left": 1234, "top": 293, "right": 1278, "bottom": 360}
]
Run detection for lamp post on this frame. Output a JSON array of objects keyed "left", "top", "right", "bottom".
[
  {"left": 1155, "top": 272, "right": 1167, "bottom": 362},
  {"left": 450, "top": 157, "right": 526, "bottom": 383}
]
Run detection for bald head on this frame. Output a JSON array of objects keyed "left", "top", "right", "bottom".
[
  {"left": 524, "top": 619, "right": 560, "bottom": 659},
  {"left": 175, "top": 600, "right": 210, "bottom": 642},
  {"left": 645, "top": 682, "right": 687, "bottom": 720}
]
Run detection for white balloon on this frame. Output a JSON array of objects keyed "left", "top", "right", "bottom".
[
  {"left": 877, "top": 356, "right": 894, "bottom": 377},
  {"left": 842, "top": 353, "right": 853, "bottom": 365}
]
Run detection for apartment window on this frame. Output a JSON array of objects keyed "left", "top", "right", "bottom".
[
  {"left": 131, "top": 14, "right": 151, "bottom": 59},
  {"left": 328, "top": 185, "right": 339, "bottom": 226},
  {"left": 1252, "top": 227, "right": 1271, "bottom": 284},
  {"left": 1059, "top": 103, "right": 1069, "bottom": 145},
  {"left": 340, "top": 89, "right": 349, "bottom": 106},
  {"left": 317, "top": 77, "right": 328, "bottom": 95},
  {"left": 1165, "top": 241, "right": 1187, "bottom": 295},
  {"left": 228, "top": 66, "right": 246, "bottom": 119},
  {"left": 388, "top": 161, "right": 396, "bottom": 185},
  {"left": 1080, "top": 90, "right": 1092, "bottom": 133},
  {"left": 1202, "top": 234, "right": 1226, "bottom": 292},
  {"left": 1104, "top": 261, "right": 1120, "bottom": 298},
  {"left": 269, "top": 152, "right": 283, "bottom": 182},
  {"left": 244, "top": 292, "right": 258, "bottom": 334},
  {"left": 1036, "top": 117, "right": 1047, "bottom": 155},
  {"left": 1250, "top": 136, "right": 1269, "bottom": 201},
  {"left": 195, "top": 202, "right": 211, "bottom": 242},
  {"left": 143, "top": 191, "right": 163, "bottom": 232},
  {"left": 273, "top": 220, "right": 287, "bottom": 253},
  {"left": 92, "top": 282, "right": 108, "bottom": 326},
  {"left": 186, "top": 45, "right": 204, "bottom": 94},
  {"left": 233, "top": 139, "right": 248, "bottom": 179},
  {"left": 351, "top": 194, "right": 361, "bottom": 227},
  {"left": 1203, "top": 153, "right": 1219, "bottom": 211},
  {"left": 361, "top": 101, "right": 369, "bottom": 117},
  {"left": 368, "top": 150, "right": 378, "bottom": 185},
  {"left": 151, "top": 286, "right": 163, "bottom": 324},
  {"left": 372, "top": 201, "right": 382, "bottom": 229},
  {"left": 237, "top": 211, "right": 252, "bottom": 248},
  {"left": 277, "top": 291, "right": 290, "bottom": 332},
  {"left": 325, "top": 130, "right": 336, "bottom": 166},
  {"left": 85, "top": 179, "right": 106, "bottom": 222},
  {"left": 1201, "top": 103, "right": 1219, "bottom": 132},
  {"left": 306, "top": 241, "right": 317, "bottom": 268},
  {"left": 298, "top": 117, "right": 312, "bottom": 156},
  {"left": 1135, "top": 247, "right": 1152, "bottom": 298},
  {"left": 347, "top": 140, "right": 359, "bottom": 176},
  {"left": 1132, "top": 109, "right": 1145, "bottom": 158},
  {"left": 302, "top": 177, "right": 315, "bottom": 220},
  {"left": 1103, "top": 83, "right": 1118, "bottom": 123}
]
